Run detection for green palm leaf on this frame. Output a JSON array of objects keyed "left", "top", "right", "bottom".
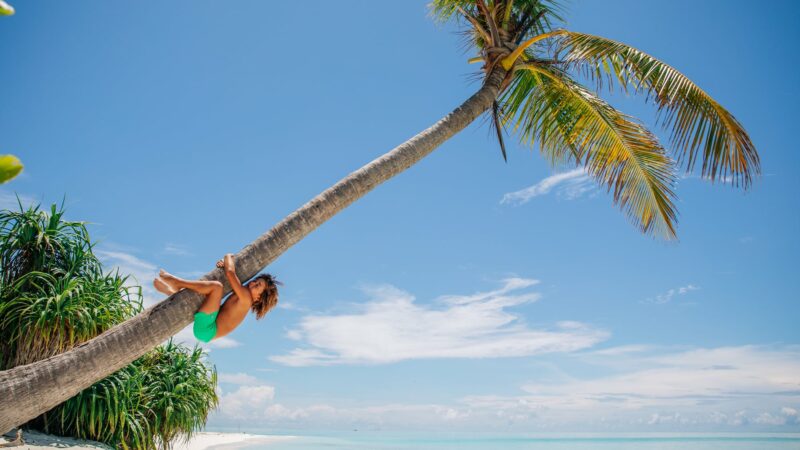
[
  {"left": 501, "top": 64, "right": 678, "bottom": 237},
  {"left": 556, "top": 31, "right": 759, "bottom": 187},
  {"left": 430, "top": 1, "right": 566, "bottom": 52}
]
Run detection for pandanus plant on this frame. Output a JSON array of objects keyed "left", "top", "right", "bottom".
[
  {"left": 0, "top": 0, "right": 759, "bottom": 432},
  {"left": 0, "top": 205, "right": 218, "bottom": 448}
]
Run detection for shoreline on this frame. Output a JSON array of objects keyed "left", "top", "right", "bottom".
[{"left": 0, "top": 430, "right": 295, "bottom": 450}]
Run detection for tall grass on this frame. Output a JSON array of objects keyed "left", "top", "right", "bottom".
[{"left": 0, "top": 202, "right": 218, "bottom": 449}]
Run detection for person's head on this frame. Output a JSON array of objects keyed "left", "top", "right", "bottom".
[{"left": 247, "top": 273, "right": 281, "bottom": 320}]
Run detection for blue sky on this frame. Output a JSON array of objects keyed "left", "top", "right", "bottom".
[{"left": 2, "top": 0, "right": 799, "bottom": 433}]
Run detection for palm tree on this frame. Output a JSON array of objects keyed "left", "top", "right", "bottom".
[{"left": 0, "top": 0, "right": 759, "bottom": 431}]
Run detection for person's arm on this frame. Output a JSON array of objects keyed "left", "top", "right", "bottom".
[{"left": 217, "top": 253, "right": 252, "bottom": 303}]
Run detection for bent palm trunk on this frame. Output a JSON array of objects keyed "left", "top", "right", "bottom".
[{"left": 0, "top": 68, "right": 506, "bottom": 432}]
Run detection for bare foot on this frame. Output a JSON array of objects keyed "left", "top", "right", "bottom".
[
  {"left": 153, "top": 277, "right": 176, "bottom": 296},
  {"left": 158, "top": 269, "right": 181, "bottom": 293}
]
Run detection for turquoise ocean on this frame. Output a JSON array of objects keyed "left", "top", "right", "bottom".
[{"left": 230, "top": 432, "right": 800, "bottom": 450}]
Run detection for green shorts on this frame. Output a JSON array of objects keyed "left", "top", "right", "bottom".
[{"left": 193, "top": 311, "right": 218, "bottom": 343}]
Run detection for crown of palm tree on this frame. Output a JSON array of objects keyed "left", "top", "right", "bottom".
[{"left": 431, "top": 0, "right": 759, "bottom": 239}]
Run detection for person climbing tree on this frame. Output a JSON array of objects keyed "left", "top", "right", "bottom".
[{"left": 154, "top": 254, "right": 280, "bottom": 343}]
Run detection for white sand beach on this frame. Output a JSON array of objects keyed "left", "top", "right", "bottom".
[
  {"left": 1, "top": 430, "right": 294, "bottom": 450},
  {"left": 173, "top": 432, "right": 295, "bottom": 450}
]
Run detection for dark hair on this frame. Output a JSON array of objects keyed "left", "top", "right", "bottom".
[{"left": 251, "top": 273, "right": 281, "bottom": 320}]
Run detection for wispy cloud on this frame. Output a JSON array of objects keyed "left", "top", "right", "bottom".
[
  {"left": 173, "top": 326, "right": 242, "bottom": 350},
  {"left": 270, "top": 278, "right": 608, "bottom": 366},
  {"left": 644, "top": 284, "right": 700, "bottom": 305},
  {"left": 457, "top": 345, "right": 800, "bottom": 429},
  {"left": 212, "top": 346, "right": 800, "bottom": 430},
  {"left": 277, "top": 300, "right": 309, "bottom": 312},
  {"left": 161, "top": 243, "right": 192, "bottom": 256},
  {"left": 0, "top": 190, "right": 39, "bottom": 211},
  {"left": 500, "top": 169, "right": 594, "bottom": 206},
  {"left": 95, "top": 248, "right": 160, "bottom": 307},
  {"left": 219, "top": 372, "right": 263, "bottom": 386},
  {"left": 588, "top": 344, "right": 653, "bottom": 356}
]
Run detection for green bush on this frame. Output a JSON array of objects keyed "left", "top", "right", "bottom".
[
  {"left": 0, "top": 202, "right": 218, "bottom": 449},
  {"left": 50, "top": 341, "right": 218, "bottom": 450}
]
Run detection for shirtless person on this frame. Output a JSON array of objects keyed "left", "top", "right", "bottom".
[{"left": 154, "top": 253, "right": 280, "bottom": 343}]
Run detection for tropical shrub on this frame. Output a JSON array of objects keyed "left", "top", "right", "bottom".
[
  {"left": 0, "top": 203, "right": 218, "bottom": 449},
  {"left": 0, "top": 203, "right": 139, "bottom": 368},
  {"left": 49, "top": 342, "right": 218, "bottom": 450}
]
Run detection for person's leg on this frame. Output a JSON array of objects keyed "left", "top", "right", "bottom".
[
  {"left": 156, "top": 270, "right": 223, "bottom": 314},
  {"left": 155, "top": 270, "right": 224, "bottom": 343},
  {"left": 153, "top": 277, "right": 177, "bottom": 296}
]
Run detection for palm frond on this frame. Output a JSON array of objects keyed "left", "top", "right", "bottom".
[
  {"left": 500, "top": 65, "right": 678, "bottom": 238},
  {"left": 429, "top": 0, "right": 567, "bottom": 51},
  {"left": 491, "top": 100, "right": 509, "bottom": 162},
  {"left": 429, "top": 0, "right": 475, "bottom": 23},
  {"left": 556, "top": 32, "right": 760, "bottom": 187}
]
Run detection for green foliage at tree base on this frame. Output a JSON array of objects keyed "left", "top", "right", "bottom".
[
  {"left": 0, "top": 203, "right": 218, "bottom": 450},
  {"left": 44, "top": 341, "right": 218, "bottom": 450}
]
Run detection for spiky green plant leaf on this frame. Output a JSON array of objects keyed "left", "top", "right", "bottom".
[{"left": 0, "top": 202, "right": 218, "bottom": 449}]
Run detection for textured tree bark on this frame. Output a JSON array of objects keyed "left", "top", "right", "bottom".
[{"left": 0, "top": 68, "right": 506, "bottom": 433}]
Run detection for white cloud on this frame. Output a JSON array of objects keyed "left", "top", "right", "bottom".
[
  {"left": 209, "top": 345, "right": 800, "bottom": 431},
  {"left": 644, "top": 284, "right": 699, "bottom": 305},
  {"left": 219, "top": 372, "right": 262, "bottom": 386},
  {"left": 522, "top": 346, "right": 800, "bottom": 403},
  {"left": 264, "top": 404, "right": 311, "bottom": 421},
  {"left": 270, "top": 278, "right": 608, "bottom": 366},
  {"left": 277, "top": 300, "right": 310, "bottom": 312},
  {"left": 0, "top": 190, "right": 39, "bottom": 211},
  {"left": 218, "top": 385, "right": 277, "bottom": 419},
  {"left": 162, "top": 243, "right": 191, "bottom": 256},
  {"left": 588, "top": 345, "right": 652, "bottom": 356},
  {"left": 782, "top": 407, "right": 799, "bottom": 425},
  {"left": 460, "top": 345, "right": 800, "bottom": 428},
  {"left": 212, "top": 399, "right": 479, "bottom": 428},
  {"left": 209, "top": 336, "right": 241, "bottom": 348},
  {"left": 173, "top": 325, "right": 241, "bottom": 350},
  {"left": 754, "top": 412, "right": 787, "bottom": 425},
  {"left": 500, "top": 169, "right": 594, "bottom": 206},
  {"left": 95, "top": 248, "right": 160, "bottom": 307},
  {"left": 212, "top": 373, "right": 281, "bottom": 420}
]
